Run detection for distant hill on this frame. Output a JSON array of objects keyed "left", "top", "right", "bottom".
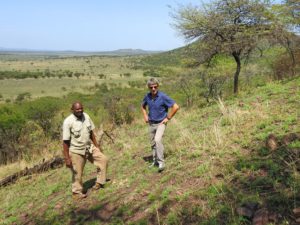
[
  {"left": 138, "top": 44, "right": 194, "bottom": 68},
  {"left": 0, "top": 47, "right": 163, "bottom": 56},
  {"left": 109, "top": 49, "right": 162, "bottom": 55}
]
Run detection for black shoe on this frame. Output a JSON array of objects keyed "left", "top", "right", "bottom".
[{"left": 158, "top": 166, "right": 165, "bottom": 173}]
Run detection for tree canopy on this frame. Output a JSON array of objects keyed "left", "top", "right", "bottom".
[{"left": 172, "top": 0, "right": 273, "bottom": 94}]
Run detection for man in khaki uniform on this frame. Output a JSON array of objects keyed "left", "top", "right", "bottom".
[{"left": 63, "top": 101, "right": 108, "bottom": 199}]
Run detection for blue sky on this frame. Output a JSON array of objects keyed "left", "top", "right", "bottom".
[{"left": 0, "top": 0, "right": 204, "bottom": 51}]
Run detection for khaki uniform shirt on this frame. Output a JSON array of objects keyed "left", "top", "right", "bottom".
[{"left": 62, "top": 112, "right": 95, "bottom": 155}]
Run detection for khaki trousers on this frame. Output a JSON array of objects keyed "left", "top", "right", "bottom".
[
  {"left": 149, "top": 123, "right": 166, "bottom": 167},
  {"left": 70, "top": 146, "right": 108, "bottom": 194}
]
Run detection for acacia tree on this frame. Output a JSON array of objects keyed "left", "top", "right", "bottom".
[{"left": 172, "top": 0, "right": 272, "bottom": 94}]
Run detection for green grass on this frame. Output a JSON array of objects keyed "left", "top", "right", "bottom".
[{"left": 0, "top": 61, "right": 299, "bottom": 224}]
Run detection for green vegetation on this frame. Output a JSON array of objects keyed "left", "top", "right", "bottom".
[
  {"left": 172, "top": 0, "right": 300, "bottom": 94},
  {"left": 0, "top": 76, "right": 299, "bottom": 224},
  {"left": 0, "top": 0, "right": 299, "bottom": 223},
  {"left": 0, "top": 46, "right": 299, "bottom": 223}
]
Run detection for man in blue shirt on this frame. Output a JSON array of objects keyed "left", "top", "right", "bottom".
[{"left": 141, "top": 78, "right": 179, "bottom": 172}]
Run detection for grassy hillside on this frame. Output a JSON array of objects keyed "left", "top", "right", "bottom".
[{"left": 1, "top": 76, "right": 299, "bottom": 225}]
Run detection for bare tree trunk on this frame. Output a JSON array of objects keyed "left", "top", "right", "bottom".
[{"left": 232, "top": 51, "right": 241, "bottom": 94}]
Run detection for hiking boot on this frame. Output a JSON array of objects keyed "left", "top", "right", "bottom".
[
  {"left": 72, "top": 192, "right": 87, "bottom": 200},
  {"left": 92, "top": 183, "right": 105, "bottom": 190}
]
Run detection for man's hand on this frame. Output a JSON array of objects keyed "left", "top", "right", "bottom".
[
  {"left": 141, "top": 105, "right": 149, "bottom": 123},
  {"left": 65, "top": 157, "right": 73, "bottom": 168},
  {"left": 161, "top": 117, "right": 169, "bottom": 124},
  {"left": 63, "top": 140, "right": 72, "bottom": 168},
  {"left": 144, "top": 115, "right": 149, "bottom": 123},
  {"left": 160, "top": 104, "right": 179, "bottom": 125}
]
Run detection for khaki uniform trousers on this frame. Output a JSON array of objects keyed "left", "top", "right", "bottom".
[{"left": 70, "top": 146, "right": 108, "bottom": 194}]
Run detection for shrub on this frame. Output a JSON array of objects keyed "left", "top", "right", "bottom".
[
  {"left": 18, "top": 121, "right": 46, "bottom": 161},
  {"left": 98, "top": 73, "right": 105, "bottom": 79},
  {"left": 143, "top": 69, "right": 160, "bottom": 77},
  {"left": 200, "top": 73, "right": 228, "bottom": 102},
  {"left": 15, "top": 92, "right": 31, "bottom": 103},
  {"left": 273, "top": 51, "right": 300, "bottom": 80},
  {"left": 23, "top": 97, "right": 62, "bottom": 136},
  {"left": 0, "top": 106, "right": 26, "bottom": 164}
]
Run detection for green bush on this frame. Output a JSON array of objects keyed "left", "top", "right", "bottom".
[
  {"left": 143, "top": 69, "right": 160, "bottom": 77},
  {"left": 23, "top": 97, "right": 63, "bottom": 136},
  {"left": 15, "top": 92, "right": 31, "bottom": 102},
  {"left": 0, "top": 106, "right": 26, "bottom": 164}
]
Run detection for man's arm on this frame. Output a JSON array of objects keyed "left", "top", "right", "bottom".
[
  {"left": 161, "top": 103, "right": 180, "bottom": 124},
  {"left": 167, "top": 103, "right": 179, "bottom": 119},
  {"left": 63, "top": 140, "right": 72, "bottom": 168},
  {"left": 141, "top": 105, "right": 149, "bottom": 123}
]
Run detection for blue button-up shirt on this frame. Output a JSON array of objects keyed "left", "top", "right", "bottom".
[{"left": 142, "top": 91, "right": 175, "bottom": 123}]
